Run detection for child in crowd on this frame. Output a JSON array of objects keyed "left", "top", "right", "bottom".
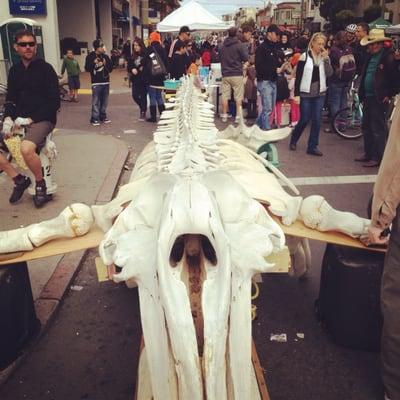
[
  {"left": 188, "top": 53, "right": 202, "bottom": 76},
  {"left": 168, "top": 40, "right": 187, "bottom": 80},
  {"left": 270, "top": 61, "right": 291, "bottom": 127},
  {"left": 61, "top": 49, "right": 81, "bottom": 102},
  {"left": 288, "top": 53, "right": 301, "bottom": 126},
  {"left": 244, "top": 57, "right": 257, "bottom": 119},
  {"left": 188, "top": 53, "right": 203, "bottom": 88}
]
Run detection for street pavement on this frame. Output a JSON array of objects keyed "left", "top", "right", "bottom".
[{"left": 0, "top": 69, "right": 384, "bottom": 400}]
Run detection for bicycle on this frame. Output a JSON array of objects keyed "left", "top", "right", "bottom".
[{"left": 332, "top": 77, "right": 363, "bottom": 140}]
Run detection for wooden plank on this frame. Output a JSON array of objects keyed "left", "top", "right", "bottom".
[
  {"left": 269, "top": 213, "right": 386, "bottom": 253},
  {"left": 252, "top": 340, "right": 270, "bottom": 400},
  {"left": 0, "top": 226, "right": 104, "bottom": 265}
]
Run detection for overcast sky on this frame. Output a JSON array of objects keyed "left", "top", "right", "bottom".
[{"left": 180, "top": 0, "right": 269, "bottom": 16}]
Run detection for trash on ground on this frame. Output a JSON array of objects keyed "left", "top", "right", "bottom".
[
  {"left": 70, "top": 285, "right": 83, "bottom": 291},
  {"left": 296, "top": 333, "right": 305, "bottom": 339}
]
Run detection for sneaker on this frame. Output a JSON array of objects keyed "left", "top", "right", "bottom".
[
  {"left": 138, "top": 112, "right": 146, "bottom": 121},
  {"left": 220, "top": 113, "right": 228, "bottom": 123},
  {"left": 102, "top": 118, "right": 111, "bottom": 124},
  {"left": 306, "top": 148, "right": 323, "bottom": 156},
  {"left": 9, "top": 176, "right": 31, "bottom": 204},
  {"left": 235, "top": 115, "right": 241, "bottom": 124},
  {"left": 33, "top": 184, "right": 51, "bottom": 208},
  {"left": 91, "top": 120, "right": 100, "bottom": 126}
]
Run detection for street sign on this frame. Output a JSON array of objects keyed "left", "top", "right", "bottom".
[{"left": 9, "top": 0, "right": 47, "bottom": 15}]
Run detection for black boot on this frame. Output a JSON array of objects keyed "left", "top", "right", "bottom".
[
  {"left": 9, "top": 175, "right": 31, "bottom": 204},
  {"left": 158, "top": 104, "right": 165, "bottom": 117},
  {"left": 146, "top": 106, "right": 157, "bottom": 123},
  {"left": 33, "top": 180, "right": 51, "bottom": 208},
  {"left": 249, "top": 100, "right": 258, "bottom": 118}
]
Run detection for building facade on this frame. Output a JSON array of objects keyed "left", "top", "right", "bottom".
[
  {"left": 0, "top": 0, "right": 178, "bottom": 84},
  {"left": 256, "top": 2, "right": 275, "bottom": 29},
  {"left": 273, "top": 1, "right": 301, "bottom": 32},
  {"left": 235, "top": 7, "right": 257, "bottom": 28},
  {"left": 355, "top": 0, "right": 400, "bottom": 24}
]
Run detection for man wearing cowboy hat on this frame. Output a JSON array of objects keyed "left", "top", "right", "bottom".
[{"left": 355, "top": 29, "right": 399, "bottom": 168}]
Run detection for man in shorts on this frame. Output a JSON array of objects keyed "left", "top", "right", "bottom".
[
  {"left": 61, "top": 48, "right": 81, "bottom": 102},
  {"left": 220, "top": 27, "right": 249, "bottom": 123},
  {"left": 1, "top": 29, "right": 60, "bottom": 208}
]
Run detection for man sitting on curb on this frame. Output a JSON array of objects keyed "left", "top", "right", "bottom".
[{"left": 1, "top": 29, "right": 59, "bottom": 208}]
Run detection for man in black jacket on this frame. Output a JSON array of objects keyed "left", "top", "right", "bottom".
[
  {"left": 85, "top": 39, "right": 113, "bottom": 126},
  {"left": 353, "top": 22, "right": 369, "bottom": 76},
  {"left": 0, "top": 29, "right": 59, "bottom": 207},
  {"left": 355, "top": 29, "right": 399, "bottom": 167},
  {"left": 255, "top": 24, "right": 284, "bottom": 130}
]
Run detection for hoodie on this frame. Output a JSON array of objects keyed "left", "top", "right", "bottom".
[
  {"left": 84, "top": 51, "right": 113, "bottom": 85},
  {"left": 220, "top": 36, "right": 248, "bottom": 77},
  {"left": 4, "top": 58, "right": 60, "bottom": 124}
]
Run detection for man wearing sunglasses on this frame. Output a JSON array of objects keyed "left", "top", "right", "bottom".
[{"left": 1, "top": 29, "right": 59, "bottom": 208}]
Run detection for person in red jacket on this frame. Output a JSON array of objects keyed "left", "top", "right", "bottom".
[{"left": 201, "top": 41, "right": 212, "bottom": 67}]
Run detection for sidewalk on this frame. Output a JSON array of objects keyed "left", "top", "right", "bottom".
[
  {"left": 0, "top": 129, "right": 128, "bottom": 379},
  {"left": 78, "top": 69, "right": 131, "bottom": 94}
]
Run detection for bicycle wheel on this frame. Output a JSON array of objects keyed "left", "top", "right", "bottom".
[{"left": 332, "top": 107, "right": 362, "bottom": 140}]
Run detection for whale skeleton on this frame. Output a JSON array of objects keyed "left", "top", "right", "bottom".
[{"left": 0, "top": 77, "right": 371, "bottom": 399}]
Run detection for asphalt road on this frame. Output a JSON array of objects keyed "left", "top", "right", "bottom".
[{"left": 0, "top": 89, "right": 384, "bottom": 400}]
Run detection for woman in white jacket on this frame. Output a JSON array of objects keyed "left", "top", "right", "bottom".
[{"left": 289, "top": 33, "right": 333, "bottom": 156}]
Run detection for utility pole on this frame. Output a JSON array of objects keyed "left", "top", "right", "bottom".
[{"left": 300, "top": 0, "right": 305, "bottom": 31}]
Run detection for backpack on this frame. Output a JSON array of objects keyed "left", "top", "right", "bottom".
[
  {"left": 337, "top": 49, "right": 356, "bottom": 82},
  {"left": 148, "top": 47, "right": 167, "bottom": 77}
]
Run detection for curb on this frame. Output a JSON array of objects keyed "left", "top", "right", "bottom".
[
  {"left": 36, "top": 137, "right": 129, "bottom": 325},
  {"left": 0, "top": 138, "right": 129, "bottom": 385}
]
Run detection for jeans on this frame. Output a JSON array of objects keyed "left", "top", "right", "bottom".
[
  {"left": 362, "top": 96, "right": 388, "bottom": 162},
  {"left": 328, "top": 82, "right": 349, "bottom": 120},
  {"left": 290, "top": 95, "right": 325, "bottom": 151},
  {"left": 132, "top": 83, "right": 148, "bottom": 113},
  {"left": 148, "top": 86, "right": 164, "bottom": 107},
  {"left": 91, "top": 84, "right": 109, "bottom": 122},
  {"left": 381, "top": 205, "right": 400, "bottom": 400},
  {"left": 256, "top": 80, "right": 277, "bottom": 130}
]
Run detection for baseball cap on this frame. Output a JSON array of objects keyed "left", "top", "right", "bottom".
[
  {"left": 267, "top": 24, "right": 281, "bottom": 35},
  {"left": 179, "top": 26, "right": 192, "bottom": 34},
  {"left": 93, "top": 39, "right": 104, "bottom": 50}
]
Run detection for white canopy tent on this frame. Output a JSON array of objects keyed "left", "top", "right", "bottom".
[
  {"left": 386, "top": 24, "right": 400, "bottom": 34},
  {"left": 157, "top": 0, "right": 233, "bottom": 32}
]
